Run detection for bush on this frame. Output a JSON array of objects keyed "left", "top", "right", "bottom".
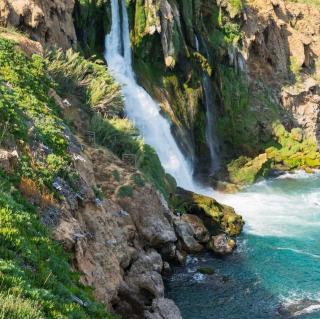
[
  {"left": 0, "top": 174, "right": 113, "bottom": 318},
  {"left": 46, "top": 49, "right": 124, "bottom": 117},
  {"left": 117, "top": 185, "right": 134, "bottom": 198},
  {"left": 90, "top": 114, "right": 176, "bottom": 198}
]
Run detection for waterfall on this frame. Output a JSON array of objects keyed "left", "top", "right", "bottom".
[
  {"left": 105, "top": 0, "right": 195, "bottom": 190},
  {"left": 195, "top": 34, "right": 220, "bottom": 173},
  {"left": 203, "top": 75, "right": 221, "bottom": 173}
]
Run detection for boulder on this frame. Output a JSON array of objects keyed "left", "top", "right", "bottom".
[
  {"left": 174, "top": 188, "right": 244, "bottom": 236},
  {"left": 173, "top": 218, "right": 204, "bottom": 253},
  {"left": 117, "top": 185, "right": 177, "bottom": 247},
  {"left": 278, "top": 299, "right": 320, "bottom": 318},
  {"left": 144, "top": 298, "right": 182, "bottom": 319},
  {"left": 0, "top": 148, "right": 18, "bottom": 173},
  {"left": 181, "top": 214, "right": 210, "bottom": 243},
  {"left": 208, "top": 234, "right": 236, "bottom": 255}
]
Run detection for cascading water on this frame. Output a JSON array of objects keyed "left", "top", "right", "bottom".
[
  {"left": 202, "top": 74, "right": 220, "bottom": 173},
  {"left": 105, "top": 0, "right": 195, "bottom": 190},
  {"left": 105, "top": 2, "right": 320, "bottom": 318},
  {"left": 195, "top": 34, "right": 220, "bottom": 173}
]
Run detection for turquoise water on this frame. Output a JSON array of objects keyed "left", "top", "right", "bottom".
[{"left": 166, "top": 172, "right": 320, "bottom": 318}]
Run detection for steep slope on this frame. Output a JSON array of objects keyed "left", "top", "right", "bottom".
[{"left": 0, "top": 28, "right": 243, "bottom": 318}]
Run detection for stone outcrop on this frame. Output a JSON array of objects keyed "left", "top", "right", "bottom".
[
  {"left": 208, "top": 234, "right": 236, "bottom": 255},
  {"left": 0, "top": 148, "right": 18, "bottom": 173},
  {"left": 0, "top": 0, "right": 76, "bottom": 49},
  {"left": 174, "top": 187, "right": 244, "bottom": 237},
  {"left": 241, "top": 0, "right": 320, "bottom": 146}
]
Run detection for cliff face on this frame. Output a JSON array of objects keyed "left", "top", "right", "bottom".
[
  {"left": 241, "top": 0, "right": 320, "bottom": 145},
  {"left": 121, "top": 0, "right": 320, "bottom": 182},
  {"left": 0, "top": 0, "right": 77, "bottom": 48}
]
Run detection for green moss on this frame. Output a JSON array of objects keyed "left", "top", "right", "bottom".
[
  {"left": 174, "top": 189, "right": 244, "bottom": 236},
  {"left": 266, "top": 122, "right": 320, "bottom": 169},
  {"left": 227, "top": 154, "right": 271, "bottom": 185},
  {"left": 289, "top": 56, "right": 302, "bottom": 82},
  {"left": 229, "top": 0, "right": 244, "bottom": 16},
  {"left": 198, "top": 267, "right": 215, "bottom": 275},
  {"left": 73, "top": 0, "right": 111, "bottom": 57},
  {"left": 133, "top": 0, "right": 147, "bottom": 45}
]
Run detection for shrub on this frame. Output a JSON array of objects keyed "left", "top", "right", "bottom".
[
  {"left": 117, "top": 185, "right": 134, "bottom": 198},
  {"left": 289, "top": 56, "right": 302, "bottom": 82},
  {"left": 46, "top": 49, "right": 124, "bottom": 117}
]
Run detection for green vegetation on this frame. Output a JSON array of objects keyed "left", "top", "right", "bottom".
[
  {"left": 131, "top": 173, "right": 145, "bottom": 187},
  {"left": 0, "top": 173, "right": 112, "bottom": 318},
  {"left": 267, "top": 122, "right": 320, "bottom": 169},
  {"left": 90, "top": 114, "right": 176, "bottom": 197},
  {"left": 112, "top": 169, "right": 121, "bottom": 182},
  {"left": 117, "top": 185, "right": 134, "bottom": 198},
  {"left": 289, "top": 56, "right": 302, "bottom": 82},
  {"left": 0, "top": 39, "right": 71, "bottom": 190},
  {"left": 73, "top": 0, "right": 111, "bottom": 57},
  {"left": 0, "top": 37, "right": 118, "bottom": 318},
  {"left": 229, "top": 0, "right": 244, "bottom": 16},
  {"left": 46, "top": 49, "right": 124, "bottom": 118}
]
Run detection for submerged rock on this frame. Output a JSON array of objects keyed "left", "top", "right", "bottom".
[
  {"left": 197, "top": 267, "right": 215, "bottom": 275},
  {"left": 278, "top": 299, "right": 320, "bottom": 318}
]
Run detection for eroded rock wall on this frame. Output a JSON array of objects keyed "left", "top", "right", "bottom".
[{"left": 0, "top": 0, "right": 77, "bottom": 49}]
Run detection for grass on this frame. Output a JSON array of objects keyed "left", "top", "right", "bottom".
[
  {"left": 46, "top": 49, "right": 124, "bottom": 118},
  {"left": 117, "top": 185, "right": 134, "bottom": 198},
  {"left": 0, "top": 173, "right": 113, "bottom": 318},
  {"left": 90, "top": 114, "right": 176, "bottom": 197},
  {"left": 0, "top": 36, "right": 117, "bottom": 318}
]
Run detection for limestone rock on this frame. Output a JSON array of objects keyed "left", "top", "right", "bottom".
[
  {"left": 181, "top": 214, "right": 210, "bottom": 243},
  {"left": 117, "top": 185, "right": 177, "bottom": 248},
  {"left": 0, "top": 148, "right": 18, "bottom": 173},
  {"left": 208, "top": 234, "right": 236, "bottom": 255},
  {"left": 144, "top": 298, "right": 182, "bottom": 319},
  {"left": 174, "top": 188, "right": 244, "bottom": 237},
  {"left": 173, "top": 218, "right": 204, "bottom": 253},
  {"left": 0, "top": 0, "right": 76, "bottom": 49}
]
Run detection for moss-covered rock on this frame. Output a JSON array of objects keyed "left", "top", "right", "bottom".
[
  {"left": 172, "top": 188, "right": 244, "bottom": 236},
  {"left": 227, "top": 153, "right": 270, "bottom": 185},
  {"left": 198, "top": 267, "right": 215, "bottom": 275},
  {"left": 266, "top": 122, "right": 320, "bottom": 170}
]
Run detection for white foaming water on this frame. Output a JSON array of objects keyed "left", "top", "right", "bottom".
[
  {"left": 105, "top": 0, "right": 320, "bottom": 239},
  {"left": 214, "top": 171, "right": 320, "bottom": 237},
  {"left": 105, "top": 0, "right": 195, "bottom": 190}
]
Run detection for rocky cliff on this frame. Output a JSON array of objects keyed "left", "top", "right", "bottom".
[
  {"left": 0, "top": 0, "right": 77, "bottom": 48},
  {"left": 0, "top": 26, "right": 243, "bottom": 318},
  {"left": 107, "top": 0, "right": 320, "bottom": 183}
]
